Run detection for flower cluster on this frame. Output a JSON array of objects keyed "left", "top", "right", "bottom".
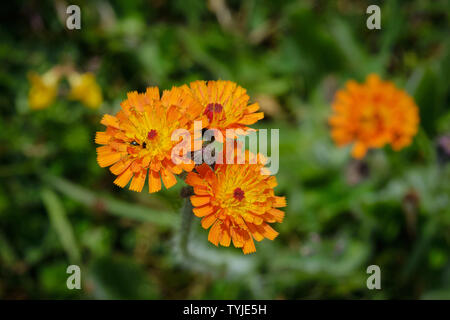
[
  {"left": 28, "top": 67, "right": 102, "bottom": 110},
  {"left": 96, "top": 80, "right": 286, "bottom": 254},
  {"left": 329, "top": 74, "right": 419, "bottom": 159}
]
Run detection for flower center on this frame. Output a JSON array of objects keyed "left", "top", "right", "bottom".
[
  {"left": 204, "top": 103, "right": 224, "bottom": 122},
  {"left": 233, "top": 187, "right": 245, "bottom": 201},
  {"left": 147, "top": 129, "right": 157, "bottom": 140}
]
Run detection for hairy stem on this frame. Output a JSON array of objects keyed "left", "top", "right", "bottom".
[
  {"left": 179, "top": 197, "right": 194, "bottom": 259},
  {"left": 177, "top": 194, "right": 229, "bottom": 276}
]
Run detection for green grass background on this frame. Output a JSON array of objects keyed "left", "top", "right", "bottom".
[{"left": 0, "top": 0, "right": 449, "bottom": 299}]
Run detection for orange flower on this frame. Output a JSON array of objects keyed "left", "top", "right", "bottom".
[
  {"left": 185, "top": 156, "right": 286, "bottom": 254},
  {"left": 180, "top": 80, "right": 264, "bottom": 137},
  {"left": 329, "top": 74, "right": 419, "bottom": 159},
  {"left": 96, "top": 87, "right": 202, "bottom": 193}
]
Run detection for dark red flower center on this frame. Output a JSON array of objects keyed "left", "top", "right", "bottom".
[
  {"left": 147, "top": 129, "right": 157, "bottom": 140},
  {"left": 204, "top": 103, "right": 223, "bottom": 122},
  {"left": 233, "top": 187, "right": 245, "bottom": 201}
]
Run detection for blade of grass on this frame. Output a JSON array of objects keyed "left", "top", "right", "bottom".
[
  {"left": 41, "top": 188, "right": 81, "bottom": 263},
  {"left": 44, "top": 174, "right": 179, "bottom": 228},
  {"left": 0, "top": 233, "right": 17, "bottom": 267},
  {"left": 329, "top": 18, "right": 369, "bottom": 78},
  {"left": 177, "top": 27, "right": 232, "bottom": 79},
  {"left": 401, "top": 218, "right": 438, "bottom": 283}
]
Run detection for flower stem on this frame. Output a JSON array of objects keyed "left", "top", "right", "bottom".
[
  {"left": 177, "top": 196, "right": 231, "bottom": 276},
  {"left": 179, "top": 197, "right": 194, "bottom": 259}
]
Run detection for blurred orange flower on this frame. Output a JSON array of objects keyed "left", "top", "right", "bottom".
[
  {"left": 185, "top": 156, "right": 286, "bottom": 254},
  {"left": 181, "top": 80, "right": 264, "bottom": 138},
  {"left": 96, "top": 87, "right": 202, "bottom": 193},
  {"left": 329, "top": 74, "right": 420, "bottom": 159}
]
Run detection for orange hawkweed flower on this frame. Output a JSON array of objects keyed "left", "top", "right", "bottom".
[
  {"left": 181, "top": 80, "right": 264, "bottom": 137},
  {"left": 96, "top": 87, "right": 202, "bottom": 193},
  {"left": 329, "top": 74, "right": 419, "bottom": 159},
  {"left": 185, "top": 157, "right": 286, "bottom": 254}
]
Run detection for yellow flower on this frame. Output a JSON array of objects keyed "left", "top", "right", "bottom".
[
  {"left": 329, "top": 74, "right": 420, "bottom": 159},
  {"left": 68, "top": 72, "right": 103, "bottom": 109},
  {"left": 28, "top": 70, "right": 60, "bottom": 110},
  {"left": 96, "top": 87, "right": 202, "bottom": 193},
  {"left": 185, "top": 154, "right": 286, "bottom": 254}
]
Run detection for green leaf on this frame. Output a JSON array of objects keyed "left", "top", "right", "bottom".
[
  {"left": 0, "top": 233, "right": 17, "bottom": 267},
  {"left": 44, "top": 174, "right": 179, "bottom": 228},
  {"left": 87, "top": 256, "right": 159, "bottom": 299},
  {"left": 41, "top": 188, "right": 81, "bottom": 263},
  {"left": 411, "top": 67, "right": 444, "bottom": 136}
]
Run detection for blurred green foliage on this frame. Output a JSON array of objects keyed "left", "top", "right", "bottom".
[{"left": 0, "top": 0, "right": 449, "bottom": 299}]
